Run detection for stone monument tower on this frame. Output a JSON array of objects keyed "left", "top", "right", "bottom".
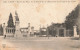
[
  {"left": 27, "top": 23, "right": 31, "bottom": 37},
  {"left": 15, "top": 11, "right": 22, "bottom": 38}
]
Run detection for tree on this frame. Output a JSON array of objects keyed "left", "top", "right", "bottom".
[
  {"left": 0, "top": 24, "right": 3, "bottom": 35},
  {"left": 65, "top": 4, "right": 79, "bottom": 30},
  {"left": 7, "top": 13, "right": 14, "bottom": 27},
  {"left": 76, "top": 4, "right": 80, "bottom": 39}
]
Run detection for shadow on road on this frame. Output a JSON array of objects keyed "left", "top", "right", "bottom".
[
  {"left": 70, "top": 37, "right": 79, "bottom": 40},
  {"left": 70, "top": 45, "right": 80, "bottom": 48}
]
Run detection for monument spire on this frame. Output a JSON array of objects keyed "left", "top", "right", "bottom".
[
  {"left": 15, "top": 11, "right": 19, "bottom": 21},
  {"left": 15, "top": 11, "right": 22, "bottom": 38}
]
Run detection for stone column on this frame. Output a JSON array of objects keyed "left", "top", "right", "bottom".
[
  {"left": 67, "top": 30, "right": 70, "bottom": 37},
  {"left": 11, "top": 29, "right": 12, "bottom": 33},
  {"left": 3, "top": 23, "right": 6, "bottom": 36},
  {"left": 57, "top": 29, "right": 59, "bottom": 37},
  {"left": 7, "top": 29, "right": 8, "bottom": 33},
  {"left": 6, "top": 29, "right": 7, "bottom": 33},
  {"left": 8, "top": 29, "right": 10, "bottom": 33},
  {"left": 73, "top": 26, "right": 78, "bottom": 37},
  {"left": 64, "top": 29, "right": 66, "bottom": 37}
]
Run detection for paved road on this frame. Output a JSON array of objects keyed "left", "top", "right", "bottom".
[{"left": 0, "top": 37, "right": 80, "bottom": 50}]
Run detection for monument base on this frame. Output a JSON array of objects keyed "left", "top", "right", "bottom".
[{"left": 14, "top": 31, "right": 22, "bottom": 38}]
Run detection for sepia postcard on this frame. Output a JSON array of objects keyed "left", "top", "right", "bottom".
[{"left": 0, "top": 0, "right": 80, "bottom": 50}]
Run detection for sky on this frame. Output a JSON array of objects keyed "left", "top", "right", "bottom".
[{"left": 0, "top": 0, "right": 79, "bottom": 30}]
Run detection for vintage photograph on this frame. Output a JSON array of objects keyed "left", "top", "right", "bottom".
[{"left": 0, "top": 0, "right": 80, "bottom": 50}]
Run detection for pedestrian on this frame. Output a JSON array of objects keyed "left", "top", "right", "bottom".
[{"left": 4, "top": 35, "right": 6, "bottom": 39}]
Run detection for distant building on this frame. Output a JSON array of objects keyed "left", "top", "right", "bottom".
[
  {"left": 40, "top": 27, "right": 47, "bottom": 37},
  {"left": 48, "top": 23, "right": 73, "bottom": 37},
  {"left": 37, "top": 23, "right": 74, "bottom": 37},
  {"left": 35, "top": 26, "right": 48, "bottom": 37},
  {"left": 20, "top": 23, "right": 34, "bottom": 37}
]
